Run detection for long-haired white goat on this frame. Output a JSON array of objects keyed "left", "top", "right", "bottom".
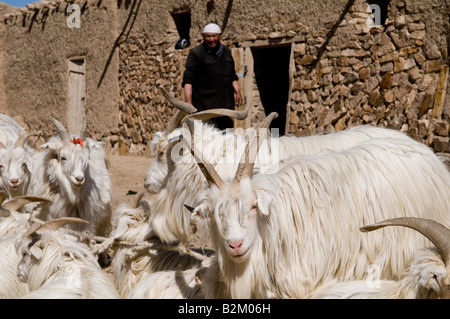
[
  {"left": 0, "top": 115, "right": 39, "bottom": 199},
  {"left": 187, "top": 116, "right": 450, "bottom": 298},
  {"left": 25, "top": 118, "right": 113, "bottom": 253},
  {"left": 125, "top": 264, "right": 209, "bottom": 299},
  {"left": 16, "top": 217, "right": 119, "bottom": 299},
  {"left": 0, "top": 234, "right": 29, "bottom": 298},
  {"left": 306, "top": 217, "right": 449, "bottom": 299},
  {"left": 0, "top": 132, "right": 40, "bottom": 200},
  {"left": 0, "top": 194, "right": 53, "bottom": 298},
  {"left": 145, "top": 87, "right": 413, "bottom": 193},
  {"left": 144, "top": 88, "right": 414, "bottom": 247},
  {"left": 110, "top": 190, "right": 212, "bottom": 298}
]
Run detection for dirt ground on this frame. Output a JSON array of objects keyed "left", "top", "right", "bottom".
[{"left": 108, "top": 153, "right": 153, "bottom": 210}]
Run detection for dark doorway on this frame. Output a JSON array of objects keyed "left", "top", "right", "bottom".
[
  {"left": 251, "top": 45, "right": 291, "bottom": 136},
  {"left": 171, "top": 11, "right": 191, "bottom": 43}
]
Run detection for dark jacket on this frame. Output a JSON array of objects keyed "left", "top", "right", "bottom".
[{"left": 182, "top": 42, "right": 238, "bottom": 112}]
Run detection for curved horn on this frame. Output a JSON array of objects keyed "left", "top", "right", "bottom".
[
  {"left": 165, "top": 110, "right": 188, "bottom": 134},
  {"left": 131, "top": 190, "right": 147, "bottom": 209},
  {"left": 159, "top": 85, "right": 198, "bottom": 134},
  {"left": 160, "top": 136, "right": 183, "bottom": 190},
  {"left": 183, "top": 119, "right": 225, "bottom": 189},
  {"left": 234, "top": 112, "right": 278, "bottom": 183},
  {"left": 2, "top": 196, "right": 52, "bottom": 212},
  {"left": 22, "top": 223, "right": 42, "bottom": 239},
  {"left": 14, "top": 131, "right": 39, "bottom": 148},
  {"left": 184, "top": 104, "right": 250, "bottom": 122},
  {"left": 39, "top": 217, "right": 89, "bottom": 233},
  {"left": 159, "top": 86, "right": 197, "bottom": 114},
  {"left": 360, "top": 217, "right": 450, "bottom": 265},
  {"left": 49, "top": 117, "right": 70, "bottom": 141}
]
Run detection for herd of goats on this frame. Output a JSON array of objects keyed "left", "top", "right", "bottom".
[{"left": 0, "top": 86, "right": 449, "bottom": 299}]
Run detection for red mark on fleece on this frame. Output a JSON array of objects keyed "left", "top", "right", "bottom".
[{"left": 70, "top": 137, "right": 84, "bottom": 148}]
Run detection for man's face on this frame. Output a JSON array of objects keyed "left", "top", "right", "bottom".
[{"left": 203, "top": 33, "right": 221, "bottom": 49}]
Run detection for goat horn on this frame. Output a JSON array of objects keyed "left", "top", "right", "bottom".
[
  {"left": 159, "top": 86, "right": 197, "bottom": 133},
  {"left": 184, "top": 104, "right": 250, "bottom": 122},
  {"left": 360, "top": 217, "right": 450, "bottom": 266},
  {"left": 235, "top": 112, "right": 278, "bottom": 183},
  {"left": 159, "top": 86, "right": 197, "bottom": 134},
  {"left": 22, "top": 222, "right": 42, "bottom": 239},
  {"left": 183, "top": 204, "right": 195, "bottom": 213},
  {"left": 165, "top": 110, "right": 188, "bottom": 134},
  {"left": 159, "top": 86, "right": 197, "bottom": 114},
  {"left": 23, "top": 217, "right": 89, "bottom": 238},
  {"left": 14, "top": 131, "right": 39, "bottom": 148},
  {"left": 160, "top": 136, "right": 182, "bottom": 190},
  {"left": 0, "top": 190, "right": 9, "bottom": 206},
  {"left": 49, "top": 117, "right": 70, "bottom": 142},
  {"left": 131, "top": 190, "right": 147, "bottom": 209},
  {"left": 2, "top": 196, "right": 52, "bottom": 212},
  {"left": 183, "top": 119, "right": 225, "bottom": 189}
]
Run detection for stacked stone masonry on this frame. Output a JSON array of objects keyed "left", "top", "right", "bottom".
[{"left": 117, "top": 0, "right": 449, "bottom": 154}]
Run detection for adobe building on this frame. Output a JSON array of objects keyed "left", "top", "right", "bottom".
[{"left": 0, "top": 0, "right": 448, "bottom": 155}]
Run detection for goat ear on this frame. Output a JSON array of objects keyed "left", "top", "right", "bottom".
[
  {"left": 112, "top": 218, "right": 130, "bottom": 239},
  {"left": 25, "top": 157, "right": 33, "bottom": 173},
  {"left": 29, "top": 244, "right": 43, "bottom": 260},
  {"left": 40, "top": 139, "right": 64, "bottom": 151},
  {"left": 256, "top": 191, "right": 272, "bottom": 216},
  {"left": 186, "top": 203, "right": 211, "bottom": 220}
]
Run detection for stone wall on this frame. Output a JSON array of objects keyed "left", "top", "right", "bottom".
[
  {"left": 116, "top": 35, "right": 189, "bottom": 154},
  {"left": 1, "top": 0, "right": 449, "bottom": 155},
  {"left": 115, "top": 0, "right": 449, "bottom": 155},
  {"left": 287, "top": 0, "right": 449, "bottom": 154}
]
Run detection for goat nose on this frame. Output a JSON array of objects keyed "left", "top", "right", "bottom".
[
  {"left": 228, "top": 240, "right": 243, "bottom": 250},
  {"left": 75, "top": 176, "right": 85, "bottom": 184},
  {"left": 10, "top": 178, "right": 19, "bottom": 184}
]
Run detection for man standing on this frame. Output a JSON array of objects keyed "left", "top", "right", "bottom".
[{"left": 182, "top": 23, "right": 242, "bottom": 130}]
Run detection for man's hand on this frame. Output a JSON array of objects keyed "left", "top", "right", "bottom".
[
  {"left": 183, "top": 83, "right": 193, "bottom": 105},
  {"left": 232, "top": 80, "right": 242, "bottom": 106}
]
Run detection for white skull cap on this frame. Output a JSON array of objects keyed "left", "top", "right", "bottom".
[{"left": 202, "top": 23, "right": 222, "bottom": 34}]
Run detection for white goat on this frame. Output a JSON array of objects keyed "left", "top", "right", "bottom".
[
  {"left": 188, "top": 117, "right": 450, "bottom": 298},
  {"left": 110, "top": 191, "right": 211, "bottom": 298},
  {"left": 0, "top": 192, "right": 51, "bottom": 237},
  {"left": 125, "top": 264, "right": 209, "bottom": 299},
  {"left": 144, "top": 89, "right": 413, "bottom": 246},
  {"left": 16, "top": 217, "right": 119, "bottom": 299},
  {"left": 0, "top": 132, "right": 40, "bottom": 200},
  {"left": 0, "top": 115, "right": 38, "bottom": 198},
  {"left": 0, "top": 194, "right": 53, "bottom": 298},
  {"left": 24, "top": 118, "right": 113, "bottom": 263},
  {"left": 306, "top": 217, "right": 449, "bottom": 299},
  {"left": 0, "top": 234, "right": 30, "bottom": 298}
]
